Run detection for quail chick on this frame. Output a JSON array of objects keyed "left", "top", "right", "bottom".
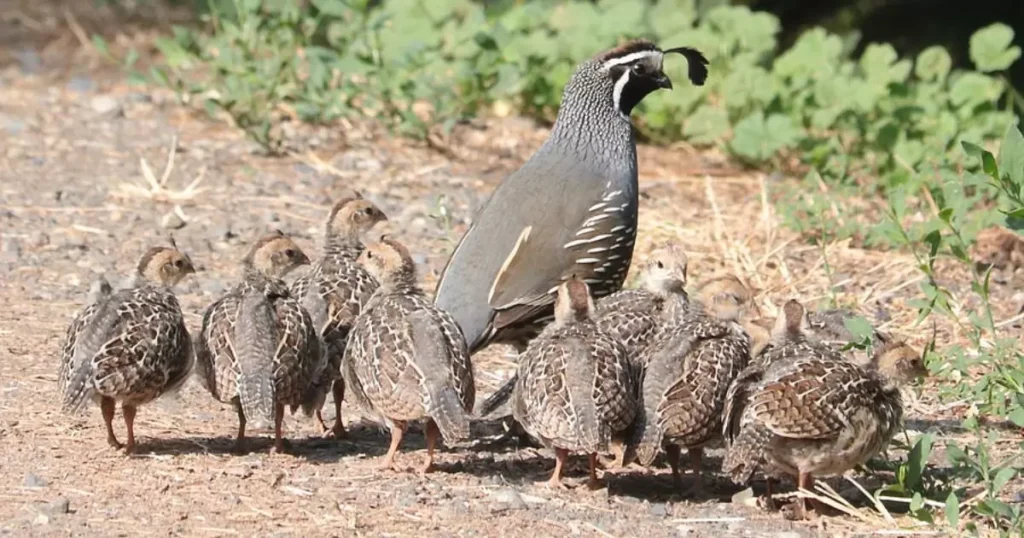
[
  {"left": 343, "top": 236, "right": 475, "bottom": 473},
  {"left": 59, "top": 245, "right": 196, "bottom": 454},
  {"left": 694, "top": 274, "right": 772, "bottom": 354},
  {"left": 195, "top": 231, "right": 323, "bottom": 454},
  {"left": 973, "top": 226, "right": 1024, "bottom": 274},
  {"left": 475, "top": 243, "right": 689, "bottom": 422},
  {"left": 627, "top": 263, "right": 751, "bottom": 495},
  {"left": 291, "top": 193, "right": 387, "bottom": 439},
  {"left": 513, "top": 278, "right": 637, "bottom": 489},
  {"left": 722, "top": 300, "right": 927, "bottom": 519}
]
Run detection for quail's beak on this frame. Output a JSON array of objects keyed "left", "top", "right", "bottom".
[
  {"left": 297, "top": 252, "right": 311, "bottom": 266},
  {"left": 655, "top": 73, "right": 673, "bottom": 90}
]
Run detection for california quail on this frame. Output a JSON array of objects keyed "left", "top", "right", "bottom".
[
  {"left": 59, "top": 245, "right": 196, "bottom": 454},
  {"left": 435, "top": 40, "right": 709, "bottom": 353},
  {"left": 290, "top": 193, "right": 387, "bottom": 439},
  {"left": 513, "top": 278, "right": 637, "bottom": 489},
  {"left": 195, "top": 231, "right": 324, "bottom": 454},
  {"left": 627, "top": 260, "right": 751, "bottom": 495},
  {"left": 475, "top": 243, "right": 690, "bottom": 420},
  {"left": 722, "top": 300, "right": 927, "bottom": 519},
  {"left": 343, "top": 236, "right": 475, "bottom": 473},
  {"left": 693, "top": 275, "right": 771, "bottom": 356}
]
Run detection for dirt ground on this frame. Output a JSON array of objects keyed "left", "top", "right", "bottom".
[{"left": 2, "top": 3, "right": 1023, "bottom": 537}]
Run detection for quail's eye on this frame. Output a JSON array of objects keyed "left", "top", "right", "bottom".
[
  {"left": 632, "top": 63, "right": 649, "bottom": 76},
  {"left": 365, "top": 251, "right": 374, "bottom": 260},
  {"left": 362, "top": 208, "right": 373, "bottom": 215},
  {"left": 174, "top": 259, "right": 184, "bottom": 268},
  {"left": 284, "top": 249, "right": 296, "bottom": 258},
  {"left": 656, "top": 261, "right": 664, "bottom": 269}
]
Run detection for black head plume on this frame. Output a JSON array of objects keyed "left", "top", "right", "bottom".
[{"left": 663, "top": 46, "right": 709, "bottom": 86}]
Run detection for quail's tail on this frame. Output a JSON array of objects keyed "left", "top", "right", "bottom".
[
  {"left": 721, "top": 424, "right": 769, "bottom": 485},
  {"left": 475, "top": 375, "right": 516, "bottom": 419},
  {"left": 61, "top": 299, "right": 120, "bottom": 414},
  {"left": 409, "top": 311, "right": 471, "bottom": 442},
  {"left": 630, "top": 407, "right": 665, "bottom": 467},
  {"left": 234, "top": 292, "right": 278, "bottom": 425}
]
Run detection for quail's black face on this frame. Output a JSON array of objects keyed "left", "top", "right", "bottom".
[{"left": 600, "top": 42, "right": 708, "bottom": 117}]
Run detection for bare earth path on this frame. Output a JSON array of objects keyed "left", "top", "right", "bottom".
[{"left": 3, "top": 5, "right": 1021, "bottom": 537}]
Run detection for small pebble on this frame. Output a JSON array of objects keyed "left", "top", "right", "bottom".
[
  {"left": 90, "top": 95, "right": 123, "bottom": 118},
  {"left": 161, "top": 211, "right": 187, "bottom": 230},
  {"left": 67, "top": 76, "right": 96, "bottom": 93},
  {"left": 649, "top": 502, "right": 668, "bottom": 517},
  {"left": 41, "top": 497, "right": 70, "bottom": 516},
  {"left": 23, "top": 473, "right": 47, "bottom": 488},
  {"left": 488, "top": 488, "right": 527, "bottom": 511}
]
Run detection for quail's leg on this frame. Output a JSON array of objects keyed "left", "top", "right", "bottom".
[
  {"left": 270, "top": 404, "right": 288, "bottom": 455},
  {"left": 315, "top": 409, "right": 329, "bottom": 434},
  {"left": 791, "top": 472, "right": 816, "bottom": 520},
  {"left": 122, "top": 404, "right": 138, "bottom": 455},
  {"left": 232, "top": 400, "right": 248, "bottom": 454},
  {"left": 537, "top": 448, "right": 569, "bottom": 489},
  {"left": 586, "top": 453, "right": 606, "bottom": 490},
  {"left": 420, "top": 419, "right": 439, "bottom": 475},
  {"left": 764, "top": 477, "right": 778, "bottom": 511},
  {"left": 665, "top": 444, "right": 683, "bottom": 490},
  {"left": 329, "top": 379, "right": 347, "bottom": 439},
  {"left": 681, "top": 447, "right": 705, "bottom": 497},
  {"left": 380, "top": 421, "right": 407, "bottom": 470},
  {"left": 100, "top": 397, "right": 123, "bottom": 450}
]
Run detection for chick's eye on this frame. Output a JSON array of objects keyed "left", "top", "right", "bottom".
[
  {"left": 365, "top": 251, "right": 374, "bottom": 259},
  {"left": 174, "top": 259, "right": 184, "bottom": 268},
  {"left": 284, "top": 249, "right": 296, "bottom": 258},
  {"left": 656, "top": 261, "right": 664, "bottom": 269}
]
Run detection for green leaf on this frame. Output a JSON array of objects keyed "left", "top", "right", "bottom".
[
  {"left": 945, "top": 492, "right": 960, "bottom": 529},
  {"left": 992, "top": 467, "right": 1017, "bottom": 493},
  {"left": 969, "top": 23, "right": 1022, "bottom": 72},
  {"left": 1009, "top": 406, "right": 1024, "bottom": 427},
  {"left": 683, "top": 105, "right": 729, "bottom": 145},
  {"left": 860, "top": 43, "right": 911, "bottom": 84},
  {"left": 998, "top": 123, "right": 1024, "bottom": 185},
  {"left": 842, "top": 316, "right": 875, "bottom": 342},
  {"left": 730, "top": 112, "right": 802, "bottom": 162},
  {"left": 950, "top": 72, "right": 1002, "bottom": 109},
  {"left": 915, "top": 46, "right": 952, "bottom": 81}
]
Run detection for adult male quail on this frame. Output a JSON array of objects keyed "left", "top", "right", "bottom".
[
  {"left": 722, "top": 300, "right": 927, "bottom": 519},
  {"left": 435, "top": 40, "right": 709, "bottom": 353},
  {"left": 513, "top": 278, "right": 637, "bottom": 489},
  {"left": 194, "top": 231, "right": 324, "bottom": 453},
  {"left": 343, "top": 236, "right": 475, "bottom": 473},
  {"left": 59, "top": 244, "right": 196, "bottom": 454},
  {"left": 290, "top": 193, "right": 387, "bottom": 439},
  {"left": 627, "top": 259, "right": 751, "bottom": 494}
]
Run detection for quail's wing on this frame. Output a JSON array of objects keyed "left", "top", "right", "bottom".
[
  {"left": 90, "top": 288, "right": 190, "bottom": 398},
  {"left": 750, "top": 357, "right": 871, "bottom": 440},
  {"left": 194, "top": 293, "right": 240, "bottom": 398},
  {"left": 59, "top": 291, "right": 123, "bottom": 410},
  {"left": 435, "top": 150, "right": 634, "bottom": 349},
  {"left": 431, "top": 305, "right": 475, "bottom": 412},
  {"left": 273, "top": 296, "right": 325, "bottom": 400}
]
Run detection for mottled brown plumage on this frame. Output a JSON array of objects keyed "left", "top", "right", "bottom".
[
  {"left": 722, "top": 300, "right": 926, "bottom": 518},
  {"left": 626, "top": 268, "right": 751, "bottom": 494},
  {"left": 513, "top": 278, "right": 637, "bottom": 489},
  {"left": 291, "top": 194, "right": 387, "bottom": 439},
  {"left": 58, "top": 246, "right": 195, "bottom": 454},
  {"left": 195, "top": 232, "right": 324, "bottom": 453},
  {"left": 342, "top": 236, "right": 475, "bottom": 473}
]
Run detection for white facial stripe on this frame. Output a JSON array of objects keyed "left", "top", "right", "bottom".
[
  {"left": 612, "top": 69, "right": 631, "bottom": 114},
  {"left": 601, "top": 50, "right": 661, "bottom": 70}
]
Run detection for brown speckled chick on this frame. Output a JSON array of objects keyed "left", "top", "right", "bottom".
[
  {"left": 195, "top": 232, "right": 324, "bottom": 454},
  {"left": 513, "top": 278, "right": 637, "bottom": 489},
  {"left": 973, "top": 226, "right": 1024, "bottom": 274},
  {"left": 59, "top": 245, "right": 195, "bottom": 454},
  {"left": 627, "top": 255, "right": 751, "bottom": 495},
  {"left": 722, "top": 300, "right": 926, "bottom": 519},
  {"left": 343, "top": 236, "right": 475, "bottom": 473},
  {"left": 694, "top": 275, "right": 767, "bottom": 355},
  {"left": 291, "top": 193, "right": 387, "bottom": 439}
]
